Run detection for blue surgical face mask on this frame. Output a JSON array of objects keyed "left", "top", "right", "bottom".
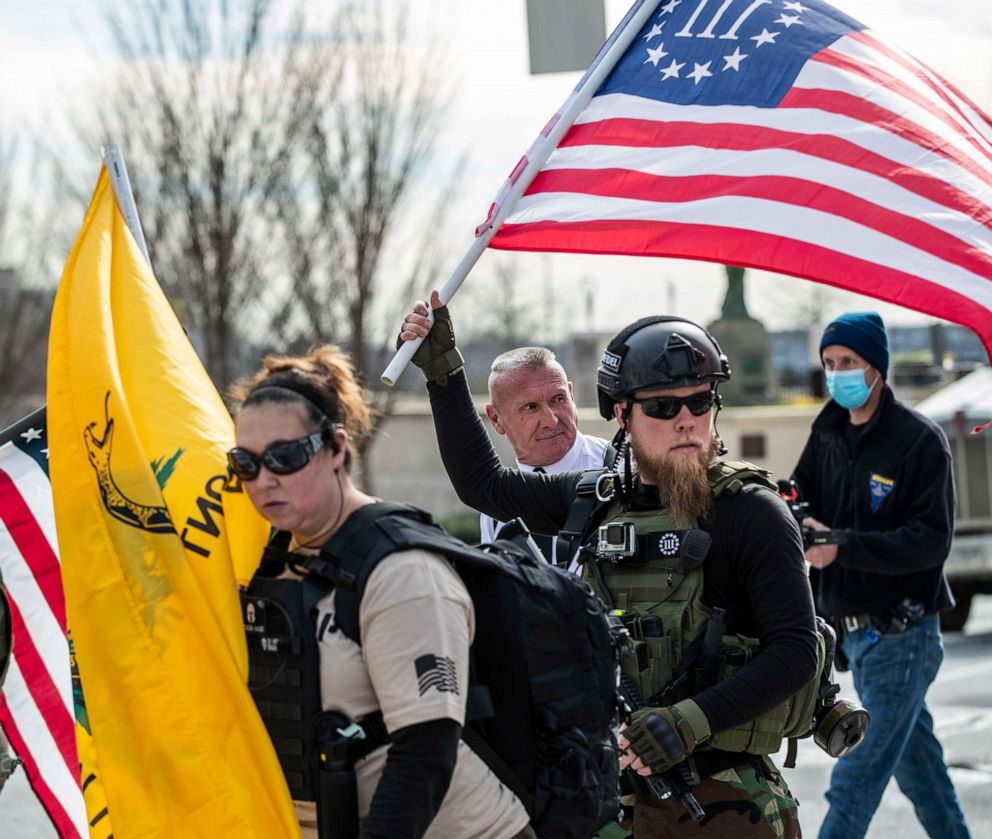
[{"left": 825, "top": 367, "right": 878, "bottom": 410}]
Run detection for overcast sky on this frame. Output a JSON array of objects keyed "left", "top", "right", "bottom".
[{"left": 2, "top": 0, "right": 991, "bottom": 340}]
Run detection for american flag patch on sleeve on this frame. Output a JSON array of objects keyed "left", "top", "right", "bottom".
[{"left": 414, "top": 654, "right": 459, "bottom": 696}]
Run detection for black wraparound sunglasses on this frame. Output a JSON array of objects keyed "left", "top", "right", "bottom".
[
  {"left": 227, "top": 428, "right": 338, "bottom": 481},
  {"left": 629, "top": 390, "right": 717, "bottom": 420}
]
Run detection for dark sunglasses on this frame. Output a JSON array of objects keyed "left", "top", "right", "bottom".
[
  {"left": 227, "top": 429, "right": 334, "bottom": 481},
  {"left": 630, "top": 391, "right": 717, "bottom": 420}
]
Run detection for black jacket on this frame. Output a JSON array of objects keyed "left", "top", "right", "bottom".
[{"left": 792, "top": 385, "right": 955, "bottom": 618}]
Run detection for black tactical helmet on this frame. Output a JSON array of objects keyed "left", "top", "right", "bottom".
[{"left": 597, "top": 316, "right": 731, "bottom": 419}]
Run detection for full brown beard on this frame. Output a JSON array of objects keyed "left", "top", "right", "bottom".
[{"left": 632, "top": 433, "right": 721, "bottom": 526}]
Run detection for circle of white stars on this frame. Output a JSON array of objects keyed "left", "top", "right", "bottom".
[{"left": 642, "top": 0, "right": 808, "bottom": 85}]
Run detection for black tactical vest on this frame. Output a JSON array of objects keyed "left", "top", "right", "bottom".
[
  {"left": 581, "top": 461, "right": 825, "bottom": 755},
  {"left": 241, "top": 535, "right": 327, "bottom": 801}
]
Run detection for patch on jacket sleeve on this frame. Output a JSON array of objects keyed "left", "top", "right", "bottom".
[{"left": 869, "top": 473, "right": 894, "bottom": 512}]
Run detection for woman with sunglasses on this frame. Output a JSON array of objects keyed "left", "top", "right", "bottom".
[{"left": 230, "top": 345, "right": 531, "bottom": 839}]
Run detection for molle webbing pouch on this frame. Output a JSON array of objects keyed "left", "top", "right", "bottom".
[
  {"left": 587, "top": 503, "right": 713, "bottom": 707},
  {"left": 705, "top": 629, "right": 827, "bottom": 755}
]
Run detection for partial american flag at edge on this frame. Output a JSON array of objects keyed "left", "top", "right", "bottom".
[
  {"left": 489, "top": 0, "right": 992, "bottom": 357},
  {"left": 0, "top": 409, "right": 88, "bottom": 839}
]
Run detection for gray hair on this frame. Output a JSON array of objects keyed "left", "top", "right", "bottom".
[{"left": 488, "top": 347, "right": 562, "bottom": 402}]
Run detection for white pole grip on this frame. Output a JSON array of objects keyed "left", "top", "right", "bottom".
[{"left": 381, "top": 332, "right": 426, "bottom": 387}]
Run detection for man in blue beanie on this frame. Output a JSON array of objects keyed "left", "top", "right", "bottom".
[{"left": 792, "top": 312, "right": 971, "bottom": 839}]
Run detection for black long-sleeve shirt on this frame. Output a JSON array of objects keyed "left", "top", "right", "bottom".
[
  {"left": 360, "top": 719, "right": 460, "bottom": 838},
  {"left": 427, "top": 371, "right": 818, "bottom": 735},
  {"left": 792, "top": 385, "right": 955, "bottom": 618}
]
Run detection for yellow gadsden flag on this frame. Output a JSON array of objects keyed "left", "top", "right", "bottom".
[{"left": 47, "top": 167, "right": 299, "bottom": 838}]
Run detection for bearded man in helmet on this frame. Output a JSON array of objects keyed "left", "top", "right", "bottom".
[{"left": 400, "top": 295, "right": 819, "bottom": 838}]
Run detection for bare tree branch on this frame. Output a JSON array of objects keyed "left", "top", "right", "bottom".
[
  {"left": 0, "top": 130, "right": 63, "bottom": 424},
  {"left": 73, "top": 0, "right": 459, "bottom": 492},
  {"left": 87, "top": 0, "right": 317, "bottom": 384},
  {"left": 283, "top": 0, "right": 453, "bottom": 377}
]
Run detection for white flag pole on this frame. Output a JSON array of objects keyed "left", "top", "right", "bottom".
[
  {"left": 101, "top": 144, "right": 153, "bottom": 269},
  {"left": 381, "top": 0, "right": 659, "bottom": 385}
]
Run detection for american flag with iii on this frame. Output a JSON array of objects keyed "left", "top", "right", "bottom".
[{"left": 489, "top": 0, "right": 992, "bottom": 356}]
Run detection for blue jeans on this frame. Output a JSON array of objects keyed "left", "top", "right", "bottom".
[{"left": 818, "top": 615, "right": 971, "bottom": 839}]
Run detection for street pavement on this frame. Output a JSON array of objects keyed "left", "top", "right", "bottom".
[{"left": 779, "top": 596, "right": 992, "bottom": 838}]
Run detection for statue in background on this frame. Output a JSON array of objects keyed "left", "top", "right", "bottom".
[{"left": 707, "top": 266, "right": 774, "bottom": 406}]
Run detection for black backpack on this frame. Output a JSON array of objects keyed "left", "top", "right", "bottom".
[{"left": 306, "top": 502, "right": 620, "bottom": 839}]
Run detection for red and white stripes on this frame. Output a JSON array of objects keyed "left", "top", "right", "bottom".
[{"left": 0, "top": 442, "right": 87, "bottom": 839}]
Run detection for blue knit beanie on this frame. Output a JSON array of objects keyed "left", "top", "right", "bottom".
[{"left": 820, "top": 311, "right": 889, "bottom": 378}]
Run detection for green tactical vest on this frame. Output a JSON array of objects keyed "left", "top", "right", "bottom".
[{"left": 582, "top": 460, "right": 825, "bottom": 756}]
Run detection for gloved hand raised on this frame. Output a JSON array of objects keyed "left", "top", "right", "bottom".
[
  {"left": 398, "top": 291, "right": 464, "bottom": 385},
  {"left": 621, "top": 700, "right": 711, "bottom": 775}
]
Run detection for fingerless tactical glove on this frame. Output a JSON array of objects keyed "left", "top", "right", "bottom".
[
  {"left": 626, "top": 699, "right": 711, "bottom": 774},
  {"left": 398, "top": 304, "right": 464, "bottom": 385}
]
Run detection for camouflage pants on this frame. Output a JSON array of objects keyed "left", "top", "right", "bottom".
[{"left": 633, "top": 758, "right": 801, "bottom": 838}]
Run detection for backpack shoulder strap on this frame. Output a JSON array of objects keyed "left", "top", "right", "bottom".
[
  {"left": 556, "top": 468, "right": 612, "bottom": 567},
  {"left": 708, "top": 459, "right": 776, "bottom": 498},
  {"left": 309, "top": 502, "right": 488, "bottom": 644},
  {"left": 255, "top": 529, "right": 293, "bottom": 575}
]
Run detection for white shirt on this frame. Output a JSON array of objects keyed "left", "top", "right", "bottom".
[{"left": 480, "top": 432, "right": 611, "bottom": 574}]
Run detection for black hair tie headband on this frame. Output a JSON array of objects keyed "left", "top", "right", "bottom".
[{"left": 248, "top": 378, "right": 331, "bottom": 422}]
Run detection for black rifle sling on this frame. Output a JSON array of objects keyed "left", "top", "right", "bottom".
[{"left": 312, "top": 502, "right": 503, "bottom": 640}]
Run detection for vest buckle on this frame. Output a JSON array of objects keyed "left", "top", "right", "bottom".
[{"left": 595, "top": 472, "right": 618, "bottom": 502}]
